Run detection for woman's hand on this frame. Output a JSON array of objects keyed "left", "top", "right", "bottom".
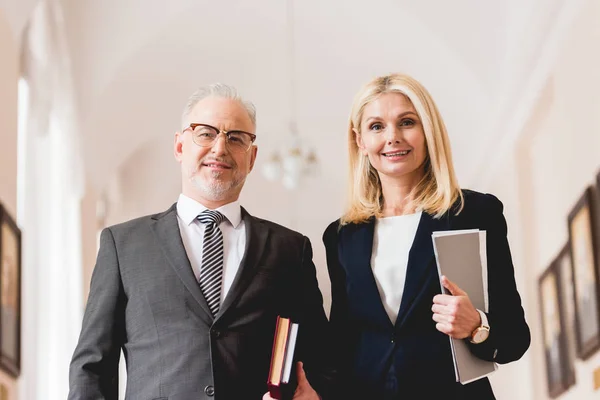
[
  {"left": 432, "top": 276, "right": 481, "bottom": 339},
  {"left": 263, "top": 362, "right": 320, "bottom": 400}
]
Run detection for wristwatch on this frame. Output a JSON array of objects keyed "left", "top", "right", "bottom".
[{"left": 469, "top": 310, "right": 490, "bottom": 344}]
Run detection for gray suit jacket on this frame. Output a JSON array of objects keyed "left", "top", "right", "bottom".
[{"left": 69, "top": 204, "right": 335, "bottom": 400}]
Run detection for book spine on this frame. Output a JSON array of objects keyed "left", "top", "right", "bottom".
[{"left": 268, "top": 383, "right": 283, "bottom": 400}]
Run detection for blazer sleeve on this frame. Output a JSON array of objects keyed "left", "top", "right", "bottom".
[
  {"left": 467, "top": 194, "right": 531, "bottom": 364},
  {"left": 68, "top": 227, "right": 126, "bottom": 400},
  {"left": 322, "top": 221, "right": 354, "bottom": 397},
  {"left": 293, "top": 235, "right": 339, "bottom": 400}
]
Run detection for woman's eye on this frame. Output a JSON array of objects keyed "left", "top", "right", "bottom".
[
  {"left": 370, "top": 123, "right": 384, "bottom": 131},
  {"left": 400, "top": 119, "right": 415, "bottom": 127}
]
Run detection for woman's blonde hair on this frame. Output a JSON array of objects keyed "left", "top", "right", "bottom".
[{"left": 341, "top": 73, "right": 463, "bottom": 225}]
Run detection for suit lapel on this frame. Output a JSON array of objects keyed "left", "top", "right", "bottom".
[
  {"left": 216, "top": 208, "right": 269, "bottom": 320},
  {"left": 395, "top": 211, "right": 450, "bottom": 330},
  {"left": 342, "top": 219, "right": 394, "bottom": 328},
  {"left": 150, "top": 204, "right": 214, "bottom": 324}
]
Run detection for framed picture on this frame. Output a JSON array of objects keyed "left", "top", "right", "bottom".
[
  {"left": 0, "top": 204, "right": 21, "bottom": 377},
  {"left": 554, "top": 244, "right": 576, "bottom": 387},
  {"left": 568, "top": 187, "right": 600, "bottom": 360},
  {"left": 539, "top": 263, "right": 569, "bottom": 398}
]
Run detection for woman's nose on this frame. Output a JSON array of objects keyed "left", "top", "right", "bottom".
[{"left": 385, "top": 126, "right": 402, "bottom": 144}]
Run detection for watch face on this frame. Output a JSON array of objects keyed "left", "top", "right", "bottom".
[{"left": 474, "top": 328, "right": 489, "bottom": 343}]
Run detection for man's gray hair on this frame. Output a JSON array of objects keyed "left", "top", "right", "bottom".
[{"left": 181, "top": 83, "right": 257, "bottom": 129}]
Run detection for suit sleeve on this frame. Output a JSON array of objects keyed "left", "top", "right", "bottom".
[
  {"left": 467, "top": 194, "right": 531, "bottom": 363},
  {"left": 68, "top": 228, "right": 126, "bottom": 400},
  {"left": 294, "top": 235, "right": 338, "bottom": 400},
  {"left": 322, "top": 221, "right": 354, "bottom": 398}
]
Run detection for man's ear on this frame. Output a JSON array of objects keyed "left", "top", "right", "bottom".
[
  {"left": 174, "top": 131, "right": 184, "bottom": 162},
  {"left": 248, "top": 145, "right": 258, "bottom": 172}
]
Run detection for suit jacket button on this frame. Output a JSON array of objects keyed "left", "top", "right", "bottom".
[{"left": 204, "top": 385, "right": 215, "bottom": 396}]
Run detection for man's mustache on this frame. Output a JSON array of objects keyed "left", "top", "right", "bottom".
[{"left": 198, "top": 157, "right": 236, "bottom": 169}]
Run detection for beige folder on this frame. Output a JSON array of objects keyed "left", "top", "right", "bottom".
[{"left": 432, "top": 229, "right": 497, "bottom": 384}]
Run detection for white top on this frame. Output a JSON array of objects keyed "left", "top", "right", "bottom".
[
  {"left": 176, "top": 193, "right": 246, "bottom": 305},
  {"left": 371, "top": 211, "right": 422, "bottom": 324}
]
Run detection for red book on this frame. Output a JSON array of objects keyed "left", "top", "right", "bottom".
[{"left": 267, "top": 316, "right": 299, "bottom": 399}]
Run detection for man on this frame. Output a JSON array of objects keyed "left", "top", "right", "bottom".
[{"left": 69, "top": 84, "right": 334, "bottom": 399}]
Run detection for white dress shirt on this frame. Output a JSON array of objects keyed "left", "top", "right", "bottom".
[
  {"left": 176, "top": 193, "right": 246, "bottom": 305},
  {"left": 371, "top": 212, "right": 422, "bottom": 325}
]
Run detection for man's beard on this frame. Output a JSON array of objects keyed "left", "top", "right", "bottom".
[{"left": 188, "top": 158, "right": 246, "bottom": 201}]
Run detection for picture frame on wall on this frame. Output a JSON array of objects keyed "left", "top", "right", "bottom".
[
  {"left": 0, "top": 203, "right": 21, "bottom": 377},
  {"left": 554, "top": 244, "right": 577, "bottom": 388},
  {"left": 568, "top": 187, "right": 600, "bottom": 360},
  {"left": 539, "top": 262, "right": 569, "bottom": 398},
  {"left": 0, "top": 383, "right": 7, "bottom": 400}
]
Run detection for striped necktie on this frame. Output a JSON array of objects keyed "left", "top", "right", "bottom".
[{"left": 197, "top": 209, "right": 226, "bottom": 317}]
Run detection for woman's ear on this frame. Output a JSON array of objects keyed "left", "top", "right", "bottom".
[{"left": 354, "top": 128, "right": 367, "bottom": 155}]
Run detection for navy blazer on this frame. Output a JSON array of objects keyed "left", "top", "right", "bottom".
[{"left": 323, "top": 190, "right": 530, "bottom": 399}]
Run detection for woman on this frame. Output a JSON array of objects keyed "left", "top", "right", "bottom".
[{"left": 323, "top": 73, "right": 530, "bottom": 399}]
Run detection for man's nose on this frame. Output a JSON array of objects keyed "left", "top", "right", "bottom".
[{"left": 210, "top": 132, "right": 229, "bottom": 155}]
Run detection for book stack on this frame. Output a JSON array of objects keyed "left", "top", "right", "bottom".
[{"left": 267, "top": 316, "right": 299, "bottom": 399}]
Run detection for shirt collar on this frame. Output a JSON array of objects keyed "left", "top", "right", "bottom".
[{"left": 177, "top": 193, "right": 242, "bottom": 228}]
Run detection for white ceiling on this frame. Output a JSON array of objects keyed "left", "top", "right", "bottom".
[
  {"left": 0, "top": 0, "right": 37, "bottom": 45},
  {"left": 0, "top": 0, "right": 574, "bottom": 191}
]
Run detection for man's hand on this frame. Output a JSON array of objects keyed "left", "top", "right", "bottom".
[
  {"left": 263, "top": 362, "right": 320, "bottom": 400},
  {"left": 432, "top": 276, "right": 481, "bottom": 339}
]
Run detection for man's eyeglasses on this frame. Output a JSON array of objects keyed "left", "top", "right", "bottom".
[{"left": 183, "top": 123, "right": 256, "bottom": 153}]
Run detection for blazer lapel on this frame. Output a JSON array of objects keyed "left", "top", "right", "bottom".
[
  {"left": 342, "top": 219, "right": 394, "bottom": 328},
  {"left": 216, "top": 208, "right": 269, "bottom": 320},
  {"left": 150, "top": 204, "right": 214, "bottom": 324},
  {"left": 395, "top": 211, "right": 450, "bottom": 330}
]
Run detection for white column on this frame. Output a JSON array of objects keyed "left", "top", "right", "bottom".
[{"left": 18, "top": 1, "right": 84, "bottom": 399}]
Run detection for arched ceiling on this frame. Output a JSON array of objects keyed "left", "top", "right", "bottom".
[
  {"left": 62, "top": 0, "right": 496, "bottom": 190},
  {"left": 1, "top": 0, "right": 574, "bottom": 191}
]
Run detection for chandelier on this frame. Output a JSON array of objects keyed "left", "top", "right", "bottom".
[
  {"left": 261, "top": 0, "right": 319, "bottom": 190},
  {"left": 262, "top": 122, "right": 318, "bottom": 189}
]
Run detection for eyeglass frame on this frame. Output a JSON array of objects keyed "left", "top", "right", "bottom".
[{"left": 182, "top": 123, "right": 257, "bottom": 152}]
